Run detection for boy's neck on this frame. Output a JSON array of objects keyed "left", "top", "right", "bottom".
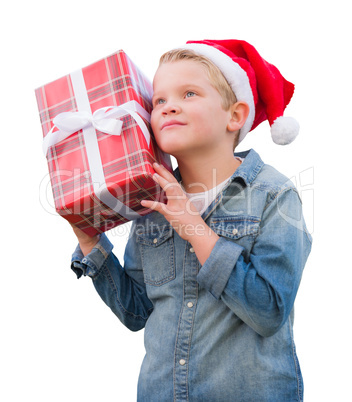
[{"left": 176, "top": 151, "right": 241, "bottom": 194}]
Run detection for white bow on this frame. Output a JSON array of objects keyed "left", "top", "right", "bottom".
[{"left": 43, "top": 100, "right": 151, "bottom": 155}]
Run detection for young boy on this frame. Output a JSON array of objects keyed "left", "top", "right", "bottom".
[{"left": 71, "top": 39, "right": 312, "bottom": 401}]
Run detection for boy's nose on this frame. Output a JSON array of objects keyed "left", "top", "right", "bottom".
[{"left": 162, "top": 102, "right": 181, "bottom": 115}]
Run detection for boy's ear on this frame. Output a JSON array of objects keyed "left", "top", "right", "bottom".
[{"left": 227, "top": 102, "right": 250, "bottom": 132}]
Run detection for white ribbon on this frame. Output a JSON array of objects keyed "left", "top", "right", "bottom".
[
  {"left": 43, "top": 69, "right": 152, "bottom": 220},
  {"left": 43, "top": 100, "right": 151, "bottom": 156}
]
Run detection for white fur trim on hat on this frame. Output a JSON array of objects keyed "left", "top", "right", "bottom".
[{"left": 183, "top": 43, "right": 255, "bottom": 141}]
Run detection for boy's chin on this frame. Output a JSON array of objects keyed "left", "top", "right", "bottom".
[{"left": 156, "top": 141, "right": 182, "bottom": 157}]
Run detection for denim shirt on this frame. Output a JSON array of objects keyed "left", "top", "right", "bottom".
[{"left": 71, "top": 149, "right": 312, "bottom": 402}]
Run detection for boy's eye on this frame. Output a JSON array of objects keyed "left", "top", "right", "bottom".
[
  {"left": 152, "top": 98, "right": 166, "bottom": 107},
  {"left": 185, "top": 91, "right": 196, "bottom": 98}
]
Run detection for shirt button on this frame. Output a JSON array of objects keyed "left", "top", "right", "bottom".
[
  {"left": 232, "top": 228, "right": 238, "bottom": 235},
  {"left": 82, "top": 258, "right": 87, "bottom": 264},
  {"left": 187, "top": 302, "right": 194, "bottom": 308},
  {"left": 179, "top": 359, "right": 186, "bottom": 366},
  {"left": 189, "top": 247, "right": 195, "bottom": 253},
  {"left": 153, "top": 238, "right": 158, "bottom": 244}
]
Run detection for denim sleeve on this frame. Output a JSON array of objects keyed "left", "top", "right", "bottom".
[
  {"left": 71, "top": 226, "right": 153, "bottom": 332},
  {"left": 197, "top": 188, "right": 312, "bottom": 337}
]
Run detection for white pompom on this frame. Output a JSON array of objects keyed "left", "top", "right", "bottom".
[{"left": 270, "top": 116, "right": 300, "bottom": 145}]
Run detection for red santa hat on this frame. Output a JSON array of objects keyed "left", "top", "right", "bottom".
[{"left": 183, "top": 39, "right": 299, "bottom": 145}]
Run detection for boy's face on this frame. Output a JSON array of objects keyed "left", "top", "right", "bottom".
[{"left": 151, "top": 60, "right": 234, "bottom": 160}]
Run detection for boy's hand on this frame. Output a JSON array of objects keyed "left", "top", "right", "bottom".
[
  {"left": 141, "top": 163, "right": 202, "bottom": 241},
  {"left": 141, "top": 163, "right": 219, "bottom": 265},
  {"left": 70, "top": 223, "right": 100, "bottom": 257}
]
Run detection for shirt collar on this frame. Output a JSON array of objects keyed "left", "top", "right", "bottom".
[{"left": 231, "top": 149, "right": 264, "bottom": 186}]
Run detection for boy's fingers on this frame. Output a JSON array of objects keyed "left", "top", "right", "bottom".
[
  {"left": 153, "top": 173, "right": 184, "bottom": 198},
  {"left": 153, "top": 173, "right": 175, "bottom": 192},
  {"left": 153, "top": 162, "right": 177, "bottom": 183},
  {"left": 141, "top": 199, "right": 164, "bottom": 214},
  {"left": 152, "top": 172, "right": 167, "bottom": 187},
  {"left": 152, "top": 163, "right": 186, "bottom": 197}
]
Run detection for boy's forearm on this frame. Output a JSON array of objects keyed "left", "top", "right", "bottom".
[
  {"left": 70, "top": 223, "right": 100, "bottom": 256},
  {"left": 71, "top": 232, "right": 152, "bottom": 331},
  {"left": 79, "top": 238, "right": 100, "bottom": 256}
]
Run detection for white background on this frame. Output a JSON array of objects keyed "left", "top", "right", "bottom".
[{"left": 1, "top": 0, "right": 351, "bottom": 401}]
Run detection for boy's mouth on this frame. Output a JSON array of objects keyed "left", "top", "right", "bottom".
[{"left": 160, "top": 120, "right": 186, "bottom": 131}]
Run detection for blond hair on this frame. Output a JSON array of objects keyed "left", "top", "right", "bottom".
[{"left": 159, "top": 49, "right": 237, "bottom": 111}]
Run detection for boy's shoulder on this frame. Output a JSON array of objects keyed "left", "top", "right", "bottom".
[
  {"left": 257, "top": 162, "right": 294, "bottom": 189},
  {"left": 236, "top": 149, "right": 298, "bottom": 196}
]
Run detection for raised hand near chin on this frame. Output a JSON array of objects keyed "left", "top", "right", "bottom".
[{"left": 141, "top": 163, "right": 219, "bottom": 265}]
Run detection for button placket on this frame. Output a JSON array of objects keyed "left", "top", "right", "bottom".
[{"left": 174, "top": 242, "right": 199, "bottom": 401}]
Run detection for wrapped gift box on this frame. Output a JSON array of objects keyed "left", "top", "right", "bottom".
[{"left": 36, "top": 50, "right": 171, "bottom": 236}]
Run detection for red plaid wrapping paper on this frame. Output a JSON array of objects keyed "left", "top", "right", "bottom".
[{"left": 36, "top": 50, "right": 171, "bottom": 236}]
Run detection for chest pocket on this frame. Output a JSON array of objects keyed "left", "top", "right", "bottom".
[
  {"left": 136, "top": 224, "right": 175, "bottom": 286},
  {"left": 209, "top": 215, "right": 260, "bottom": 260}
]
